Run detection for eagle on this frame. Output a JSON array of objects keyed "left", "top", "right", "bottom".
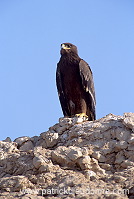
[{"left": 56, "top": 43, "right": 96, "bottom": 121}]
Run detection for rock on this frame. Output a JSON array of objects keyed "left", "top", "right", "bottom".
[
  {"left": 128, "top": 135, "right": 134, "bottom": 144},
  {"left": 66, "top": 146, "right": 83, "bottom": 160},
  {"left": 59, "top": 117, "right": 73, "bottom": 126},
  {"left": 0, "top": 113, "right": 134, "bottom": 199},
  {"left": 121, "top": 160, "right": 134, "bottom": 168},
  {"left": 40, "top": 131, "right": 59, "bottom": 148},
  {"left": 99, "top": 163, "right": 112, "bottom": 171},
  {"left": 2, "top": 137, "right": 12, "bottom": 143},
  {"left": 19, "top": 141, "right": 34, "bottom": 151},
  {"left": 115, "top": 151, "right": 125, "bottom": 164},
  {"left": 0, "top": 141, "right": 18, "bottom": 154},
  {"left": 123, "top": 112, "right": 134, "bottom": 131},
  {"left": 33, "top": 156, "right": 44, "bottom": 169},
  {"left": 14, "top": 136, "right": 30, "bottom": 147},
  {"left": 115, "top": 129, "right": 130, "bottom": 141},
  {"left": 127, "top": 144, "right": 134, "bottom": 151},
  {"left": 51, "top": 146, "right": 83, "bottom": 168},
  {"left": 0, "top": 176, "right": 34, "bottom": 192},
  {"left": 114, "top": 141, "right": 128, "bottom": 151},
  {"left": 92, "top": 151, "right": 106, "bottom": 162},
  {"left": 77, "top": 155, "right": 91, "bottom": 170}
]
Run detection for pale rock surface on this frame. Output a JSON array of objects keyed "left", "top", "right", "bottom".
[{"left": 0, "top": 113, "right": 134, "bottom": 198}]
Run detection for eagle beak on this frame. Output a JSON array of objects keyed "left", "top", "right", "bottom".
[{"left": 61, "top": 44, "right": 70, "bottom": 50}]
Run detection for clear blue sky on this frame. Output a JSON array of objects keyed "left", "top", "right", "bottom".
[{"left": 0, "top": 0, "right": 134, "bottom": 141}]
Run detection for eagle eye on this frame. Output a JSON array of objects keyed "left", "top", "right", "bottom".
[{"left": 61, "top": 43, "right": 72, "bottom": 50}]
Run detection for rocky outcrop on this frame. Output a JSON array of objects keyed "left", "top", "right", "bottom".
[{"left": 0, "top": 113, "right": 134, "bottom": 199}]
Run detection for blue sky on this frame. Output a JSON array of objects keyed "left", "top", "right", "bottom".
[{"left": 0, "top": 0, "right": 134, "bottom": 141}]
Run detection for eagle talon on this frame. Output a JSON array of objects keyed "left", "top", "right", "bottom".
[
  {"left": 75, "top": 113, "right": 88, "bottom": 118},
  {"left": 75, "top": 113, "right": 88, "bottom": 122}
]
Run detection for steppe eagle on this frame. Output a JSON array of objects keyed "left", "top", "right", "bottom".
[{"left": 56, "top": 43, "right": 96, "bottom": 121}]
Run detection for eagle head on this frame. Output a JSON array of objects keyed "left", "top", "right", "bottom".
[{"left": 60, "top": 43, "right": 78, "bottom": 55}]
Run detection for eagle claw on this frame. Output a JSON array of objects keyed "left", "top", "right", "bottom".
[{"left": 75, "top": 113, "right": 88, "bottom": 122}]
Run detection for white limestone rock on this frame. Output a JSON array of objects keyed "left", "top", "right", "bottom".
[
  {"left": 41, "top": 131, "right": 59, "bottom": 148},
  {"left": 0, "top": 176, "right": 34, "bottom": 192},
  {"left": 0, "top": 113, "right": 134, "bottom": 199},
  {"left": 123, "top": 112, "right": 134, "bottom": 131}
]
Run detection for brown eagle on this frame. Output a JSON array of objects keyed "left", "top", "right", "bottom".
[{"left": 56, "top": 43, "right": 96, "bottom": 121}]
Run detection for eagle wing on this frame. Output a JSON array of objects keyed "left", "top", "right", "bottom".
[
  {"left": 79, "top": 59, "right": 96, "bottom": 119},
  {"left": 56, "top": 63, "right": 70, "bottom": 116}
]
